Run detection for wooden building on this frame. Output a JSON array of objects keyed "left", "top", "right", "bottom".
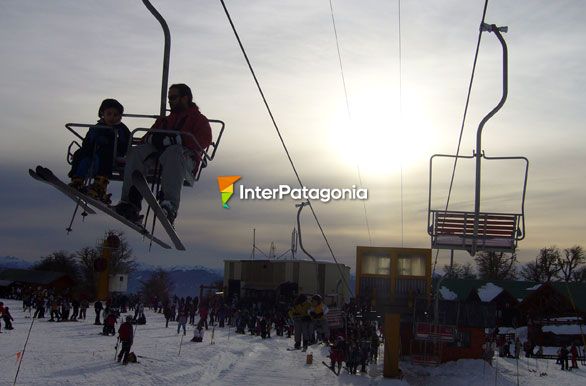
[
  {"left": 355, "top": 246, "right": 432, "bottom": 312},
  {"left": 223, "top": 259, "right": 351, "bottom": 305},
  {"left": 0, "top": 269, "right": 75, "bottom": 292}
]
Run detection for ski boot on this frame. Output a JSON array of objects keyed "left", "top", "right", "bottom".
[
  {"left": 68, "top": 176, "right": 86, "bottom": 193},
  {"left": 114, "top": 201, "right": 142, "bottom": 223},
  {"left": 87, "top": 176, "right": 112, "bottom": 204},
  {"left": 159, "top": 200, "right": 177, "bottom": 225}
]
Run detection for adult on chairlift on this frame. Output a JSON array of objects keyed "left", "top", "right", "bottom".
[{"left": 114, "top": 83, "right": 212, "bottom": 224}]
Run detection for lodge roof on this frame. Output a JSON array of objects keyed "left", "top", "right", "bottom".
[
  {"left": 438, "top": 278, "right": 540, "bottom": 302},
  {"left": 437, "top": 278, "right": 586, "bottom": 314}
]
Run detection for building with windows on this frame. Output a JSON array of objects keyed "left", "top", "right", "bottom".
[
  {"left": 355, "top": 246, "right": 432, "bottom": 312},
  {"left": 224, "top": 259, "right": 351, "bottom": 305}
]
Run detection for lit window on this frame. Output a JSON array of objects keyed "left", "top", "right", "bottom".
[
  {"left": 398, "top": 255, "right": 425, "bottom": 276},
  {"left": 362, "top": 255, "right": 391, "bottom": 275}
]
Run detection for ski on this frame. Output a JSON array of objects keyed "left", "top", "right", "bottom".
[
  {"left": 287, "top": 347, "right": 301, "bottom": 351},
  {"left": 322, "top": 361, "right": 339, "bottom": 376},
  {"left": 33, "top": 166, "right": 172, "bottom": 249},
  {"left": 131, "top": 170, "right": 185, "bottom": 250},
  {"left": 29, "top": 168, "right": 96, "bottom": 215}
]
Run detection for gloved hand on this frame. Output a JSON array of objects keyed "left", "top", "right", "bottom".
[{"left": 148, "top": 132, "right": 182, "bottom": 151}]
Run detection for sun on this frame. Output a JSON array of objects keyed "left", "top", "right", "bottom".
[{"left": 328, "top": 88, "right": 435, "bottom": 177}]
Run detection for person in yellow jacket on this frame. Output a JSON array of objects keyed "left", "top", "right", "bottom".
[
  {"left": 288, "top": 294, "right": 312, "bottom": 351},
  {"left": 309, "top": 294, "right": 330, "bottom": 344}
]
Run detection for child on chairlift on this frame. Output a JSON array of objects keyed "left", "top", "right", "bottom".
[{"left": 68, "top": 98, "right": 130, "bottom": 204}]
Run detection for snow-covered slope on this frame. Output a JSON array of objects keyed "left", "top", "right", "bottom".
[{"left": 0, "top": 298, "right": 584, "bottom": 385}]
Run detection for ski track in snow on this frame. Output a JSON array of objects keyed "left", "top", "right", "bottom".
[{"left": 1, "top": 298, "right": 585, "bottom": 385}]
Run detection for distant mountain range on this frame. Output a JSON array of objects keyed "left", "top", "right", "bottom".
[
  {"left": 128, "top": 265, "right": 223, "bottom": 297},
  {"left": 0, "top": 255, "right": 223, "bottom": 297},
  {"left": 0, "top": 255, "right": 33, "bottom": 269}
]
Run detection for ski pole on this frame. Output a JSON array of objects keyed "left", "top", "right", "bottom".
[
  {"left": 115, "top": 337, "right": 120, "bottom": 361},
  {"left": 178, "top": 334, "right": 184, "bottom": 357}
]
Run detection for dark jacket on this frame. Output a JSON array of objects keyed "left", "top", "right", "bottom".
[{"left": 118, "top": 321, "right": 134, "bottom": 342}]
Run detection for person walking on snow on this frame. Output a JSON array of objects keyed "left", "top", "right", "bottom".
[
  {"left": 2, "top": 306, "right": 14, "bottom": 330},
  {"left": 177, "top": 311, "right": 188, "bottom": 335},
  {"left": 117, "top": 315, "right": 134, "bottom": 364}
]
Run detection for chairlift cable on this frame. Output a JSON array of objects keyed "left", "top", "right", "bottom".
[
  {"left": 219, "top": 0, "right": 353, "bottom": 297},
  {"left": 328, "top": 0, "right": 373, "bottom": 246},
  {"left": 432, "top": 0, "right": 490, "bottom": 276}
]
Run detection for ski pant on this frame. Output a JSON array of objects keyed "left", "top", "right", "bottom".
[
  {"left": 95, "top": 309, "right": 101, "bottom": 325},
  {"left": 118, "top": 341, "right": 132, "bottom": 363},
  {"left": 69, "top": 142, "right": 115, "bottom": 178},
  {"left": 120, "top": 144, "right": 194, "bottom": 210},
  {"left": 293, "top": 318, "right": 311, "bottom": 348},
  {"left": 313, "top": 319, "right": 330, "bottom": 342},
  {"left": 177, "top": 322, "right": 186, "bottom": 335}
]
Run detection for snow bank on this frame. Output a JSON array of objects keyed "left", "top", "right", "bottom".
[{"left": 542, "top": 325, "right": 585, "bottom": 335}]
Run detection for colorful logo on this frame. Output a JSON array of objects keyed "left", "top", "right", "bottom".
[{"left": 217, "top": 176, "right": 241, "bottom": 208}]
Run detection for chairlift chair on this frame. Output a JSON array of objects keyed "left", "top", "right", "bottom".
[
  {"left": 427, "top": 23, "right": 529, "bottom": 256},
  {"left": 64, "top": 0, "right": 225, "bottom": 190}
]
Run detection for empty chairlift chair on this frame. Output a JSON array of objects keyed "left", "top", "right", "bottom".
[{"left": 427, "top": 22, "right": 529, "bottom": 256}]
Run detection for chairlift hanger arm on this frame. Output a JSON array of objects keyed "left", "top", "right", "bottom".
[
  {"left": 473, "top": 22, "right": 508, "bottom": 255},
  {"left": 295, "top": 201, "right": 317, "bottom": 263},
  {"left": 142, "top": 0, "right": 170, "bottom": 117}
]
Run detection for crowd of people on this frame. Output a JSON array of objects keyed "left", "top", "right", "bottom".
[{"left": 5, "top": 284, "right": 583, "bottom": 375}]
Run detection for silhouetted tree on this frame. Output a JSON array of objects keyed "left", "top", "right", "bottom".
[
  {"left": 443, "top": 262, "right": 476, "bottom": 279},
  {"left": 33, "top": 250, "right": 80, "bottom": 285},
  {"left": 76, "top": 246, "right": 100, "bottom": 295},
  {"left": 559, "top": 245, "right": 585, "bottom": 282},
  {"left": 520, "top": 246, "right": 562, "bottom": 282},
  {"left": 140, "top": 268, "right": 174, "bottom": 303},
  {"left": 474, "top": 251, "right": 517, "bottom": 280}
]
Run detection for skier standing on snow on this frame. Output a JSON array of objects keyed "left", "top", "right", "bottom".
[
  {"left": 117, "top": 315, "right": 134, "bottom": 364},
  {"left": 94, "top": 300, "right": 103, "bottom": 325},
  {"left": 80, "top": 299, "right": 89, "bottom": 320},
  {"left": 0, "top": 302, "right": 4, "bottom": 333},
  {"left": 309, "top": 294, "right": 330, "bottom": 344},
  {"left": 570, "top": 343, "right": 579, "bottom": 369},
  {"left": 560, "top": 345, "right": 569, "bottom": 370},
  {"left": 177, "top": 310, "right": 188, "bottom": 335},
  {"left": 2, "top": 306, "right": 14, "bottom": 330},
  {"left": 198, "top": 302, "right": 209, "bottom": 330},
  {"left": 288, "top": 294, "right": 312, "bottom": 351}
]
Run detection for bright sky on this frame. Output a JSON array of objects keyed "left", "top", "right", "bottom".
[{"left": 0, "top": 0, "right": 584, "bottom": 271}]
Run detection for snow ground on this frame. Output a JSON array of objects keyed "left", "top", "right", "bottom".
[{"left": 1, "top": 298, "right": 585, "bottom": 386}]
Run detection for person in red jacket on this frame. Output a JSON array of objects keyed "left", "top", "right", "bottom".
[
  {"left": 117, "top": 315, "right": 134, "bottom": 364},
  {"left": 198, "top": 303, "right": 209, "bottom": 330},
  {"left": 570, "top": 343, "right": 579, "bottom": 369},
  {"left": 115, "top": 83, "right": 212, "bottom": 224}
]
